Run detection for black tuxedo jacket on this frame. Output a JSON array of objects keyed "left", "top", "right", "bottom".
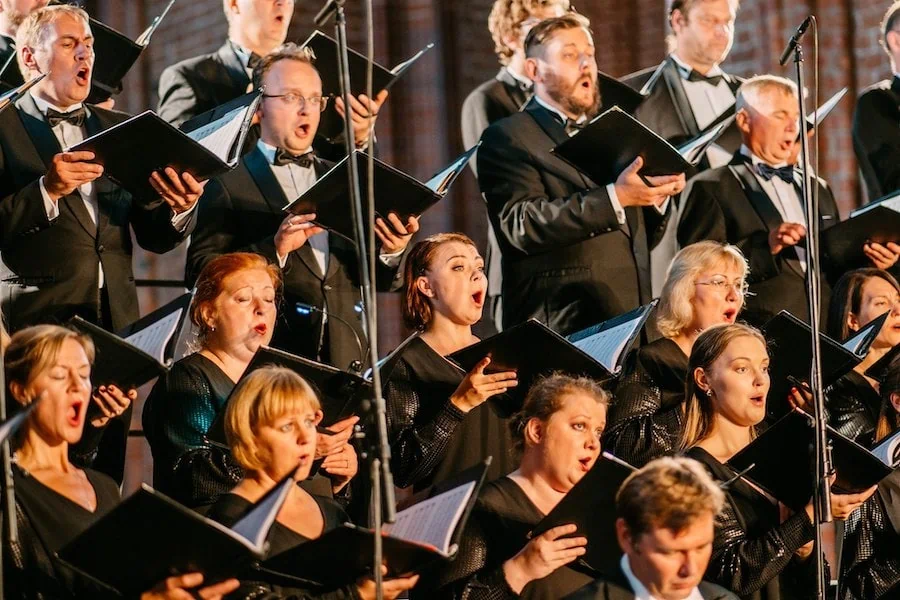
[
  {"left": 0, "top": 94, "right": 194, "bottom": 332},
  {"left": 461, "top": 68, "right": 532, "bottom": 309},
  {"left": 564, "top": 563, "right": 738, "bottom": 600},
  {"left": 677, "top": 155, "right": 840, "bottom": 325},
  {"left": 624, "top": 56, "right": 743, "bottom": 163},
  {"left": 477, "top": 98, "right": 661, "bottom": 336},
  {"left": 186, "top": 147, "right": 404, "bottom": 371},
  {"left": 852, "top": 76, "right": 900, "bottom": 201},
  {"left": 157, "top": 41, "right": 352, "bottom": 162}
]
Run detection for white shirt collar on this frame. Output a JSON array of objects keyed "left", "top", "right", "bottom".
[
  {"left": 256, "top": 139, "right": 315, "bottom": 166},
  {"left": 230, "top": 40, "right": 253, "bottom": 70},
  {"left": 620, "top": 555, "right": 703, "bottom": 600},
  {"left": 30, "top": 89, "right": 83, "bottom": 117},
  {"left": 506, "top": 65, "right": 533, "bottom": 88},
  {"left": 533, "top": 94, "right": 586, "bottom": 126},
  {"left": 670, "top": 53, "right": 724, "bottom": 79},
  {"left": 740, "top": 144, "right": 788, "bottom": 169}
]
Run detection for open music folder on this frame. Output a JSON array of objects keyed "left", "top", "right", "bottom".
[
  {"left": 566, "top": 301, "right": 658, "bottom": 375},
  {"left": 598, "top": 72, "right": 646, "bottom": 114},
  {"left": 727, "top": 410, "right": 893, "bottom": 512},
  {"left": 822, "top": 188, "right": 900, "bottom": 270},
  {"left": 0, "top": 73, "right": 47, "bottom": 113},
  {"left": 530, "top": 452, "right": 636, "bottom": 578},
  {"left": 206, "top": 345, "right": 373, "bottom": 447},
  {"left": 299, "top": 30, "right": 433, "bottom": 141},
  {"left": 56, "top": 475, "right": 295, "bottom": 596},
  {"left": 867, "top": 343, "right": 900, "bottom": 384},
  {"left": 802, "top": 87, "right": 848, "bottom": 137},
  {"left": 68, "top": 292, "right": 193, "bottom": 389},
  {"left": 254, "top": 460, "right": 491, "bottom": 590},
  {"left": 283, "top": 148, "right": 473, "bottom": 244},
  {"left": 448, "top": 319, "right": 615, "bottom": 417},
  {"left": 67, "top": 90, "right": 262, "bottom": 198},
  {"left": 761, "top": 311, "right": 876, "bottom": 420}
]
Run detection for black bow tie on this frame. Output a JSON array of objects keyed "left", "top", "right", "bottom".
[
  {"left": 755, "top": 163, "right": 796, "bottom": 184},
  {"left": 247, "top": 52, "right": 263, "bottom": 71},
  {"left": 686, "top": 70, "right": 724, "bottom": 86},
  {"left": 564, "top": 118, "right": 585, "bottom": 137},
  {"left": 273, "top": 149, "right": 315, "bottom": 168},
  {"left": 46, "top": 107, "right": 86, "bottom": 128}
]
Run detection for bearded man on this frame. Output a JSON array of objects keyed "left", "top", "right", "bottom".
[{"left": 476, "top": 13, "right": 686, "bottom": 335}]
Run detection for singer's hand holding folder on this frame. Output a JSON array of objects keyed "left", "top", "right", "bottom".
[
  {"left": 822, "top": 189, "right": 900, "bottom": 270},
  {"left": 67, "top": 90, "right": 262, "bottom": 199},
  {"left": 56, "top": 475, "right": 295, "bottom": 596}
]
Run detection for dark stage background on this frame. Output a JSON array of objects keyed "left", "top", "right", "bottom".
[{"left": 83, "top": 0, "right": 893, "bottom": 489}]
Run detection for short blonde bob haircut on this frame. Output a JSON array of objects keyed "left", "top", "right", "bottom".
[
  {"left": 656, "top": 241, "right": 748, "bottom": 339},
  {"left": 5, "top": 325, "right": 95, "bottom": 408},
  {"left": 224, "top": 366, "right": 321, "bottom": 472}
]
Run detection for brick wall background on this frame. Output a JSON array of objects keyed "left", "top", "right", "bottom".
[{"left": 83, "top": 0, "right": 896, "bottom": 488}]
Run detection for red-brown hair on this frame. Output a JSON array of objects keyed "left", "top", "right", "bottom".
[
  {"left": 190, "top": 252, "right": 283, "bottom": 343},
  {"left": 402, "top": 233, "right": 478, "bottom": 330}
]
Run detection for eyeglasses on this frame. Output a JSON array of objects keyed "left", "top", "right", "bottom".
[
  {"left": 262, "top": 93, "right": 331, "bottom": 112},
  {"left": 696, "top": 276, "right": 749, "bottom": 297}
]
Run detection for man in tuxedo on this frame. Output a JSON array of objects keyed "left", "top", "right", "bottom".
[
  {"left": 677, "top": 75, "right": 900, "bottom": 325},
  {"left": 157, "top": 0, "right": 384, "bottom": 160},
  {"left": 0, "top": 0, "right": 48, "bottom": 87},
  {"left": 187, "top": 44, "right": 418, "bottom": 373},
  {"left": 623, "top": 0, "right": 742, "bottom": 295},
  {"left": 566, "top": 457, "right": 737, "bottom": 600},
  {"left": 0, "top": 5, "right": 203, "bottom": 332},
  {"left": 853, "top": 1, "right": 900, "bottom": 201},
  {"left": 0, "top": 5, "right": 204, "bottom": 485},
  {"left": 461, "top": 0, "right": 570, "bottom": 335},
  {"left": 477, "top": 13, "right": 685, "bottom": 337}
]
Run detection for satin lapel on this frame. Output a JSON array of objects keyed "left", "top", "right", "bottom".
[
  {"left": 88, "top": 108, "right": 110, "bottom": 237},
  {"left": 727, "top": 161, "right": 784, "bottom": 234},
  {"left": 661, "top": 57, "right": 700, "bottom": 137},
  {"left": 216, "top": 42, "right": 251, "bottom": 95},
  {"left": 524, "top": 100, "right": 592, "bottom": 187},
  {"left": 17, "top": 94, "right": 96, "bottom": 238}
]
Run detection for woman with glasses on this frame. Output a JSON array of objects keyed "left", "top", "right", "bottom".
[
  {"left": 816, "top": 269, "right": 900, "bottom": 445},
  {"left": 604, "top": 241, "right": 749, "bottom": 467}
]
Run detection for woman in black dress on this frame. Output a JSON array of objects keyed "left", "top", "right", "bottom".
[
  {"left": 824, "top": 268, "right": 900, "bottom": 444},
  {"left": 605, "top": 241, "right": 748, "bottom": 466},
  {"left": 840, "top": 356, "right": 900, "bottom": 599},
  {"left": 143, "top": 252, "right": 357, "bottom": 508},
  {"left": 206, "top": 366, "right": 418, "bottom": 600},
  {"left": 679, "top": 324, "right": 873, "bottom": 600},
  {"left": 435, "top": 373, "right": 608, "bottom": 600},
  {"left": 384, "top": 233, "right": 518, "bottom": 491},
  {"left": 4, "top": 324, "right": 238, "bottom": 600}
]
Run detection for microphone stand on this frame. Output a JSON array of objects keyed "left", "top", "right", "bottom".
[
  {"left": 785, "top": 19, "right": 832, "bottom": 600},
  {"left": 314, "top": 3, "right": 396, "bottom": 599}
]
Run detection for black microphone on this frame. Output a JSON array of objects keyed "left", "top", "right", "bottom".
[
  {"left": 295, "top": 302, "right": 366, "bottom": 374},
  {"left": 779, "top": 16, "right": 813, "bottom": 66}
]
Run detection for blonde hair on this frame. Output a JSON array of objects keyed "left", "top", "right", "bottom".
[
  {"left": 16, "top": 5, "right": 90, "bottom": 80},
  {"left": 5, "top": 324, "right": 95, "bottom": 407},
  {"left": 679, "top": 323, "right": 766, "bottom": 450},
  {"left": 656, "top": 241, "right": 748, "bottom": 339},
  {"left": 735, "top": 75, "right": 798, "bottom": 113},
  {"left": 617, "top": 456, "right": 724, "bottom": 538},
  {"left": 488, "top": 0, "right": 571, "bottom": 65},
  {"left": 225, "top": 366, "right": 321, "bottom": 472}
]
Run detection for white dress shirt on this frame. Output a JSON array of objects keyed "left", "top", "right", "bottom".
[
  {"left": 621, "top": 555, "right": 704, "bottom": 600},
  {"left": 34, "top": 90, "right": 194, "bottom": 288},
  {"left": 670, "top": 54, "right": 735, "bottom": 168},
  {"left": 740, "top": 145, "right": 807, "bottom": 270}
]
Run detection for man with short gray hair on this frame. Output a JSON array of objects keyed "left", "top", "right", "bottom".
[{"left": 565, "top": 456, "right": 736, "bottom": 600}]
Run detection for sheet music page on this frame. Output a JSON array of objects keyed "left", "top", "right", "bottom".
[
  {"left": 384, "top": 481, "right": 476, "bottom": 555},
  {"left": 871, "top": 430, "right": 900, "bottom": 467},
  {"left": 572, "top": 318, "right": 641, "bottom": 372},
  {"left": 810, "top": 88, "right": 848, "bottom": 128},
  {"left": 852, "top": 194, "right": 900, "bottom": 217},
  {"left": 425, "top": 155, "right": 468, "bottom": 194},
  {"left": 231, "top": 477, "right": 293, "bottom": 551},
  {"left": 185, "top": 105, "right": 250, "bottom": 161},
  {"left": 124, "top": 308, "right": 182, "bottom": 364},
  {"left": 678, "top": 120, "right": 728, "bottom": 164}
]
